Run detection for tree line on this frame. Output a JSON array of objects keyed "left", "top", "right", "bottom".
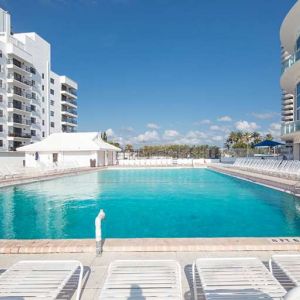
[
  {"left": 101, "top": 130, "right": 276, "bottom": 158},
  {"left": 224, "top": 131, "right": 273, "bottom": 149}
]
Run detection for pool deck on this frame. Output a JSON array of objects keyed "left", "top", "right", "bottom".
[
  {"left": 0, "top": 249, "right": 298, "bottom": 299},
  {"left": 209, "top": 164, "right": 298, "bottom": 194},
  {"left": 1, "top": 237, "right": 300, "bottom": 253},
  {"left": 0, "top": 166, "right": 106, "bottom": 188}
]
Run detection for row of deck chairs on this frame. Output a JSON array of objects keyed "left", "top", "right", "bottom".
[
  {"left": 1, "top": 255, "right": 300, "bottom": 299},
  {"left": 232, "top": 158, "right": 300, "bottom": 179},
  {"left": 119, "top": 159, "right": 175, "bottom": 167},
  {"left": 0, "top": 161, "right": 83, "bottom": 181},
  {"left": 118, "top": 158, "right": 210, "bottom": 167}
]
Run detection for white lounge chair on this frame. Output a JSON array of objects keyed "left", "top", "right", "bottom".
[
  {"left": 99, "top": 260, "right": 182, "bottom": 299},
  {"left": 192, "top": 257, "right": 286, "bottom": 300},
  {"left": 0, "top": 260, "right": 83, "bottom": 300},
  {"left": 270, "top": 255, "right": 300, "bottom": 288}
]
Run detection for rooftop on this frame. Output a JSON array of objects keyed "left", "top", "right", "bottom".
[{"left": 16, "top": 132, "right": 121, "bottom": 152}]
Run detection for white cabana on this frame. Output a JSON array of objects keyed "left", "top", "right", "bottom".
[{"left": 17, "top": 132, "right": 121, "bottom": 169}]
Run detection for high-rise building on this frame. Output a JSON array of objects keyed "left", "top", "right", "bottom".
[
  {"left": 280, "top": 0, "right": 300, "bottom": 159},
  {"left": 0, "top": 7, "right": 78, "bottom": 151}
]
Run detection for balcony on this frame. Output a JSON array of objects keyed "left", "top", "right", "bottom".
[
  {"left": 61, "top": 107, "right": 77, "bottom": 117},
  {"left": 7, "top": 59, "right": 32, "bottom": 75},
  {"left": 61, "top": 86, "right": 77, "bottom": 99},
  {"left": 7, "top": 88, "right": 32, "bottom": 102},
  {"left": 61, "top": 117, "right": 77, "bottom": 126},
  {"left": 7, "top": 73, "right": 33, "bottom": 88},
  {"left": 7, "top": 102, "right": 31, "bottom": 114},
  {"left": 7, "top": 117, "right": 31, "bottom": 127},
  {"left": 62, "top": 127, "right": 77, "bottom": 133},
  {"left": 281, "top": 121, "right": 300, "bottom": 136},
  {"left": 281, "top": 51, "right": 300, "bottom": 74},
  {"left": 8, "top": 132, "right": 31, "bottom": 139},
  {"left": 61, "top": 97, "right": 77, "bottom": 108}
]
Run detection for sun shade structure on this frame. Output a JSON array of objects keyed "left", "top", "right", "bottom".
[
  {"left": 192, "top": 257, "right": 286, "bottom": 300},
  {"left": 99, "top": 260, "right": 183, "bottom": 299},
  {"left": 0, "top": 260, "right": 83, "bottom": 300},
  {"left": 254, "top": 140, "right": 285, "bottom": 147}
]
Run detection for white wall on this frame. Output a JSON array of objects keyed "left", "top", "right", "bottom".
[
  {"left": 0, "top": 151, "right": 25, "bottom": 168},
  {"left": 25, "top": 150, "right": 118, "bottom": 169}
]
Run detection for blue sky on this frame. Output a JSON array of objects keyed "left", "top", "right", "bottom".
[{"left": 1, "top": 0, "right": 296, "bottom": 146}]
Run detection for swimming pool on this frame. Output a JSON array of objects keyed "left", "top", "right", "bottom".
[{"left": 0, "top": 168, "right": 300, "bottom": 239}]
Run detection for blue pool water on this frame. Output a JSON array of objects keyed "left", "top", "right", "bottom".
[{"left": 0, "top": 168, "right": 300, "bottom": 239}]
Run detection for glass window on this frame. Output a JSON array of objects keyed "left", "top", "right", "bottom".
[
  {"left": 297, "top": 82, "right": 300, "bottom": 111},
  {"left": 0, "top": 140, "right": 2, "bottom": 147},
  {"left": 297, "top": 36, "right": 300, "bottom": 51},
  {"left": 50, "top": 78, "right": 54, "bottom": 84},
  {"left": 50, "top": 111, "right": 54, "bottom": 117},
  {"left": 50, "top": 100, "right": 54, "bottom": 106},
  {"left": 0, "top": 125, "right": 2, "bottom": 132},
  {"left": 51, "top": 122, "right": 54, "bottom": 128},
  {"left": 42, "top": 73, "right": 44, "bottom": 79},
  {"left": 50, "top": 89, "right": 54, "bottom": 95}
]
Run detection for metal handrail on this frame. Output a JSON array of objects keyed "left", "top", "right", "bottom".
[{"left": 95, "top": 209, "right": 105, "bottom": 255}]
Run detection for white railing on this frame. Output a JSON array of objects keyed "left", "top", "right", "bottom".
[
  {"left": 95, "top": 209, "right": 106, "bottom": 255},
  {"left": 117, "top": 158, "right": 220, "bottom": 167}
]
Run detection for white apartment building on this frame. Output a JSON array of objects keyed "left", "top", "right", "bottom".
[
  {"left": 280, "top": 0, "right": 300, "bottom": 159},
  {"left": 0, "top": 7, "right": 78, "bottom": 151}
]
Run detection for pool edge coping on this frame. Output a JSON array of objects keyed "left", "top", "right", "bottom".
[{"left": 1, "top": 237, "right": 300, "bottom": 253}]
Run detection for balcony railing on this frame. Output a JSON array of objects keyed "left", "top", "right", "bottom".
[
  {"left": 7, "top": 88, "right": 32, "bottom": 100},
  {"left": 8, "top": 117, "right": 31, "bottom": 126},
  {"left": 62, "top": 117, "right": 77, "bottom": 125},
  {"left": 61, "top": 86, "right": 77, "bottom": 96},
  {"left": 8, "top": 132, "right": 31, "bottom": 139},
  {"left": 281, "top": 121, "right": 300, "bottom": 135},
  {"left": 7, "top": 59, "right": 31, "bottom": 73},
  {"left": 282, "top": 51, "right": 300, "bottom": 74},
  {"left": 62, "top": 107, "right": 77, "bottom": 116},
  {"left": 61, "top": 97, "right": 77, "bottom": 106},
  {"left": 8, "top": 73, "right": 33, "bottom": 86},
  {"left": 8, "top": 102, "right": 31, "bottom": 112}
]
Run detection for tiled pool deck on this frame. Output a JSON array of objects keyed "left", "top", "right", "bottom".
[
  {"left": 0, "top": 249, "right": 299, "bottom": 299},
  {"left": 2, "top": 237, "right": 300, "bottom": 253}
]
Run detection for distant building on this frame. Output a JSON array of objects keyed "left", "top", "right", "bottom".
[
  {"left": 280, "top": 1, "right": 300, "bottom": 159},
  {"left": 0, "top": 7, "right": 78, "bottom": 151},
  {"left": 17, "top": 132, "right": 121, "bottom": 168}
]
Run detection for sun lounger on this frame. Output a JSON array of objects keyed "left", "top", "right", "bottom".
[
  {"left": 270, "top": 255, "right": 300, "bottom": 287},
  {"left": 193, "top": 257, "right": 286, "bottom": 300},
  {"left": 99, "top": 260, "right": 182, "bottom": 299},
  {"left": 0, "top": 260, "right": 83, "bottom": 300}
]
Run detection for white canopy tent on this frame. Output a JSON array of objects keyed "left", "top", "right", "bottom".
[{"left": 17, "top": 132, "right": 121, "bottom": 169}]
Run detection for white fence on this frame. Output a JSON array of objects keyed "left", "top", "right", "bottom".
[{"left": 118, "top": 158, "right": 220, "bottom": 167}]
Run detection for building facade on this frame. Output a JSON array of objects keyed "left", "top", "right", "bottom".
[
  {"left": 280, "top": 0, "right": 300, "bottom": 159},
  {"left": 0, "top": 8, "right": 78, "bottom": 151}
]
